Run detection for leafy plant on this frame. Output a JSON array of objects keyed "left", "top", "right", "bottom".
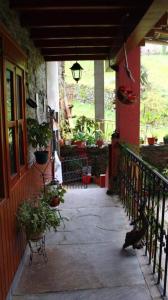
[
  {"left": 85, "top": 133, "right": 95, "bottom": 145},
  {"left": 73, "top": 131, "right": 86, "bottom": 142},
  {"left": 94, "top": 129, "right": 104, "bottom": 141},
  {"left": 60, "top": 119, "right": 72, "bottom": 140},
  {"left": 27, "top": 118, "right": 52, "bottom": 150},
  {"left": 163, "top": 134, "right": 168, "bottom": 144},
  {"left": 74, "top": 115, "right": 99, "bottom": 134},
  {"left": 17, "top": 200, "right": 60, "bottom": 240},
  {"left": 41, "top": 185, "right": 66, "bottom": 206}
]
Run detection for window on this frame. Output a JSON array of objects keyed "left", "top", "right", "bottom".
[{"left": 5, "top": 61, "right": 26, "bottom": 186}]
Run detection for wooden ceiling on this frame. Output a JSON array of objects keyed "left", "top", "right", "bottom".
[{"left": 10, "top": 0, "right": 168, "bottom": 62}]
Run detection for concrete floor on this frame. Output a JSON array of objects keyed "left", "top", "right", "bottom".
[{"left": 13, "top": 188, "right": 161, "bottom": 300}]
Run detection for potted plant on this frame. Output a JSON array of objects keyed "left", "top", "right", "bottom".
[
  {"left": 139, "top": 137, "right": 144, "bottom": 144},
  {"left": 95, "top": 129, "right": 104, "bottom": 147},
  {"left": 16, "top": 199, "right": 60, "bottom": 241},
  {"left": 163, "top": 134, "right": 168, "bottom": 144},
  {"left": 72, "top": 131, "right": 86, "bottom": 148},
  {"left": 41, "top": 185, "right": 66, "bottom": 207},
  {"left": 27, "top": 118, "right": 52, "bottom": 164}
]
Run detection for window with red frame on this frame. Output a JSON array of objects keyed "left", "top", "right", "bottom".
[{"left": 5, "top": 61, "right": 26, "bottom": 186}]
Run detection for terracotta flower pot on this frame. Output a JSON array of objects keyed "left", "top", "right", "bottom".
[
  {"left": 50, "top": 197, "right": 60, "bottom": 207},
  {"left": 96, "top": 139, "right": 104, "bottom": 147},
  {"left": 147, "top": 137, "right": 155, "bottom": 145},
  {"left": 73, "top": 141, "right": 86, "bottom": 148}
]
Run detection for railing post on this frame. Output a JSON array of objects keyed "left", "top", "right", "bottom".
[{"left": 107, "top": 130, "right": 120, "bottom": 194}]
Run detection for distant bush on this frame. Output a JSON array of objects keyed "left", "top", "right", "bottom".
[{"left": 66, "top": 83, "right": 114, "bottom": 110}]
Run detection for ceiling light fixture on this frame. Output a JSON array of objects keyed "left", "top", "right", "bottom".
[{"left": 70, "top": 61, "right": 83, "bottom": 83}]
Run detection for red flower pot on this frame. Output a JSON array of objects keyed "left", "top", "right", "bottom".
[
  {"left": 50, "top": 197, "right": 60, "bottom": 207},
  {"left": 147, "top": 137, "right": 155, "bottom": 145},
  {"left": 82, "top": 175, "right": 91, "bottom": 185},
  {"left": 96, "top": 139, "right": 104, "bottom": 147}
]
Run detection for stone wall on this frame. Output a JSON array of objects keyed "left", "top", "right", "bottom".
[
  {"left": 0, "top": 0, "right": 47, "bottom": 119},
  {"left": 140, "top": 145, "right": 168, "bottom": 171}
]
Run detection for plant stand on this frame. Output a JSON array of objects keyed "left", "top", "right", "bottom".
[{"left": 28, "top": 235, "right": 47, "bottom": 265}]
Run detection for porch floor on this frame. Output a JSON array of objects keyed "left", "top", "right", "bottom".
[{"left": 13, "top": 188, "right": 160, "bottom": 300}]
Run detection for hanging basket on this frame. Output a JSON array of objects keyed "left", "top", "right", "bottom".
[{"left": 117, "top": 86, "right": 136, "bottom": 105}]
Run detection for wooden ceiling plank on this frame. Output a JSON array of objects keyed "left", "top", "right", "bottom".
[
  {"left": 44, "top": 54, "right": 107, "bottom": 61},
  {"left": 30, "top": 27, "right": 121, "bottom": 39},
  {"left": 21, "top": 11, "right": 141, "bottom": 28},
  {"left": 11, "top": 0, "right": 149, "bottom": 11},
  {"left": 34, "top": 38, "right": 120, "bottom": 48},
  {"left": 41, "top": 47, "right": 110, "bottom": 55},
  {"left": 113, "top": 0, "right": 168, "bottom": 63}
]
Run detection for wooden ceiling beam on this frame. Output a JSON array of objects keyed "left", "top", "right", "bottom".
[
  {"left": 11, "top": 0, "right": 149, "bottom": 11},
  {"left": 41, "top": 47, "right": 110, "bottom": 55},
  {"left": 34, "top": 38, "right": 120, "bottom": 48},
  {"left": 113, "top": 0, "right": 168, "bottom": 63},
  {"left": 30, "top": 27, "right": 122, "bottom": 40},
  {"left": 44, "top": 54, "right": 107, "bottom": 61},
  {"left": 21, "top": 11, "right": 139, "bottom": 28}
]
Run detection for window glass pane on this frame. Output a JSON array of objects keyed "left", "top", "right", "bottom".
[
  {"left": 18, "top": 125, "right": 24, "bottom": 166},
  {"left": 6, "top": 69, "right": 14, "bottom": 121},
  {"left": 8, "top": 128, "right": 17, "bottom": 175},
  {"left": 16, "top": 75, "right": 22, "bottom": 119}
]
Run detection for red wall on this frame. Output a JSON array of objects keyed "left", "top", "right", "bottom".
[
  {"left": 116, "top": 47, "right": 140, "bottom": 145},
  {"left": 0, "top": 162, "right": 52, "bottom": 300}
]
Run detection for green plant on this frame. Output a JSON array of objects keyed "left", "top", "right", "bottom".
[
  {"left": 163, "top": 134, "right": 168, "bottom": 144},
  {"left": 94, "top": 129, "right": 104, "bottom": 141},
  {"left": 60, "top": 119, "right": 72, "bottom": 140},
  {"left": 73, "top": 131, "right": 86, "bottom": 142},
  {"left": 27, "top": 118, "right": 52, "bottom": 150},
  {"left": 41, "top": 185, "right": 66, "bottom": 206},
  {"left": 74, "top": 115, "right": 99, "bottom": 135},
  {"left": 17, "top": 200, "right": 60, "bottom": 240},
  {"left": 85, "top": 133, "right": 95, "bottom": 145}
]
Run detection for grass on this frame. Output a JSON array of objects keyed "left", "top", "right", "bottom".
[
  {"left": 141, "top": 54, "right": 168, "bottom": 95},
  {"left": 65, "top": 52, "right": 168, "bottom": 142}
]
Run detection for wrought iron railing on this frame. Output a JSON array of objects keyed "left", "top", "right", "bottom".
[
  {"left": 119, "top": 144, "right": 168, "bottom": 296},
  {"left": 61, "top": 156, "right": 89, "bottom": 187}
]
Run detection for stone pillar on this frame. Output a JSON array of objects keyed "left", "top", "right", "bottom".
[
  {"left": 94, "top": 60, "right": 104, "bottom": 131},
  {"left": 116, "top": 47, "right": 140, "bottom": 145}
]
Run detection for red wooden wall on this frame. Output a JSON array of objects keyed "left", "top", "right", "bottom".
[{"left": 0, "top": 163, "right": 52, "bottom": 300}]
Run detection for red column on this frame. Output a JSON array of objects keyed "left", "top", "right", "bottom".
[
  {"left": 107, "top": 47, "right": 140, "bottom": 193},
  {"left": 116, "top": 46, "right": 140, "bottom": 145}
]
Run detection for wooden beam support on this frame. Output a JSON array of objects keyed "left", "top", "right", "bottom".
[
  {"left": 11, "top": 0, "right": 149, "bottom": 11},
  {"left": 21, "top": 11, "right": 138, "bottom": 28},
  {"left": 41, "top": 47, "right": 110, "bottom": 56},
  {"left": 30, "top": 27, "right": 122, "bottom": 40},
  {"left": 34, "top": 38, "right": 120, "bottom": 48},
  {"left": 44, "top": 54, "right": 107, "bottom": 61},
  {"left": 113, "top": 0, "right": 168, "bottom": 63}
]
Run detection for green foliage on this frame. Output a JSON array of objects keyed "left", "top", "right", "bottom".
[
  {"left": 27, "top": 118, "right": 52, "bottom": 150},
  {"left": 72, "top": 131, "right": 86, "bottom": 142},
  {"left": 94, "top": 129, "right": 104, "bottom": 141},
  {"left": 17, "top": 200, "right": 60, "bottom": 240},
  {"left": 41, "top": 185, "right": 66, "bottom": 206},
  {"left": 74, "top": 115, "right": 99, "bottom": 134},
  {"left": 60, "top": 119, "right": 72, "bottom": 139}
]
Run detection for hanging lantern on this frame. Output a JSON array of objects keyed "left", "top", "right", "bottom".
[{"left": 70, "top": 61, "right": 83, "bottom": 83}]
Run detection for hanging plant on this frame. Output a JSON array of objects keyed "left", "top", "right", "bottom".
[
  {"left": 117, "top": 85, "right": 136, "bottom": 105},
  {"left": 117, "top": 42, "right": 137, "bottom": 105}
]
